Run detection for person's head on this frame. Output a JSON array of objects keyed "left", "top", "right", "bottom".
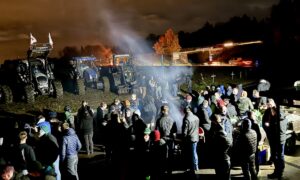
[
  {"left": 241, "top": 118, "right": 252, "bottom": 131},
  {"left": 212, "top": 114, "right": 222, "bottom": 124},
  {"left": 221, "top": 106, "right": 227, "bottom": 115},
  {"left": 252, "top": 89, "right": 259, "bottom": 98},
  {"left": 124, "top": 100, "right": 130, "bottom": 108},
  {"left": 241, "top": 90, "right": 248, "bottom": 97},
  {"left": 100, "top": 102, "right": 107, "bottom": 109},
  {"left": 184, "top": 106, "right": 191, "bottom": 114},
  {"left": 37, "top": 124, "right": 50, "bottom": 137},
  {"left": 62, "top": 122, "right": 70, "bottom": 131},
  {"left": 185, "top": 94, "right": 192, "bottom": 103},
  {"left": 37, "top": 115, "right": 45, "bottom": 124},
  {"left": 152, "top": 130, "right": 161, "bottom": 142},
  {"left": 131, "top": 93, "right": 137, "bottom": 100},
  {"left": 82, "top": 100, "right": 88, "bottom": 107},
  {"left": 64, "top": 105, "right": 72, "bottom": 112},
  {"left": 19, "top": 131, "right": 27, "bottom": 142},
  {"left": 267, "top": 98, "right": 276, "bottom": 108},
  {"left": 114, "top": 98, "right": 120, "bottom": 105},
  {"left": 214, "top": 92, "right": 221, "bottom": 99},
  {"left": 203, "top": 100, "right": 209, "bottom": 108},
  {"left": 133, "top": 109, "right": 141, "bottom": 117},
  {"left": 144, "top": 128, "right": 151, "bottom": 142},
  {"left": 125, "top": 108, "right": 132, "bottom": 118},
  {"left": 161, "top": 105, "right": 169, "bottom": 115},
  {"left": 259, "top": 79, "right": 267, "bottom": 84},
  {"left": 232, "top": 87, "right": 238, "bottom": 95},
  {"left": 224, "top": 98, "right": 230, "bottom": 106},
  {"left": 1, "top": 166, "right": 14, "bottom": 180},
  {"left": 211, "top": 85, "right": 216, "bottom": 91}
]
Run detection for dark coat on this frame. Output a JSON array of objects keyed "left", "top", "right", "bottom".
[
  {"left": 182, "top": 111, "right": 200, "bottom": 142},
  {"left": 236, "top": 129, "right": 257, "bottom": 159},
  {"left": 198, "top": 106, "right": 211, "bottom": 132},
  {"left": 77, "top": 106, "right": 94, "bottom": 135},
  {"left": 155, "top": 114, "right": 177, "bottom": 141},
  {"left": 12, "top": 143, "right": 36, "bottom": 171},
  {"left": 211, "top": 123, "right": 231, "bottom": 162},
  {"left": 35, "top": 134, "right": 59, "bottom": 167}
]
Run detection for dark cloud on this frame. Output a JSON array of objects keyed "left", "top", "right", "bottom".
[{"left": 0, "top": 0, "right": 279, "bottom": 61}]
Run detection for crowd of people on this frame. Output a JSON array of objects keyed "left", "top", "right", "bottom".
[{"left": 0, "top": 76, "right": 289, "bottom": 180}]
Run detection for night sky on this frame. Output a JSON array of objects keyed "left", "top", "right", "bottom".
[{"left": 0, "top": 0, "right": 279, "bottom": 61}]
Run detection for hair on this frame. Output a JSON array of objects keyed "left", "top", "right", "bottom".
[
  {"left": 161, "top": 105, "right": 169, "bottom": 114},
  {"left": 62, "top": 122, "right": 70, "bottom": 130},
  {"left": 242, "top": 119, "right": 252, "bottom": 130},
  {"left": 37, "top": 115, "right": 45, "bottom": 120},
  {"left": 100, "top": 102, "right": 107, "bottom": 108},
  {"left": 19, "top": 131, "right": 27, "bottom": 141},
  {"left": 203, "top": 100, "right": 209, "bottom": 107},
  {"left": 267, "top": 98, "right": 276, "bottom": 108},
  {"left": 241, "top": 90, "right": 248, "bottom": 97}
]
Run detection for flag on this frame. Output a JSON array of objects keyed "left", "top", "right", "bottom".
[
  {"left": 30, "top": 33, "right": 37, "bottom": 45},
  {"left": 48, "top": 33, "right": 53, "bottom": 48}
]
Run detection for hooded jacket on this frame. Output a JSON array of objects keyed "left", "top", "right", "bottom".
[{"left": 61, "top": 128, "right": 82, "bottom": 161}]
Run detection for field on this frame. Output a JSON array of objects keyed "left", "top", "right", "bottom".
[{"left": 0, "top": 66, "right": 258, "bottom": 123}]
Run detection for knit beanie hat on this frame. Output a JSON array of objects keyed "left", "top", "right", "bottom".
[
  {"left": 144, "top": 128, "right": 151, "bottom": 135},
  {"left": 153, "top": 130, "right": 160, "bottom": 142},
  {"left": 38, "top": 124, "right": 50, "bottom": 134}
]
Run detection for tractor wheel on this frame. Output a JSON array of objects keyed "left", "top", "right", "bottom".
[
  {"left": 53, "top": 81, "right": 63, "bottom": 99},
  {"left": 102, "top": 76, "right": 110, "bottom": 93},
  {"left": 76, "top": 79, "right": 85, "bottom": 95},
  {"left": 0, "top": 85, "right": 13, "bottom": 104},
  {"left": 24, "top": 85, "right": 35, "bottom": 104}
]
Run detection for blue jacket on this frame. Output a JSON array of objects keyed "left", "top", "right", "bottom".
[{"left": 61, "top": 128, "right": 82, "bottom": 161}]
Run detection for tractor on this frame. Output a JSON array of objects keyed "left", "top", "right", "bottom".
[
  {"left": 52, "top": 56, "right": 110, "bottom": 95},
  {"left": 101, "top": 54, "right": 137, "bottom": 95},
  {"left": 0, "top": 40, "right": 63, "bottom": 104}
]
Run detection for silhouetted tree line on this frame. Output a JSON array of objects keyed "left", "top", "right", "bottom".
[
  {"left": 146, "top": 0, "right": 299, "bottom": 82},
  {"left": 58, "top": 0, "right": 299, "bottom": 81}
]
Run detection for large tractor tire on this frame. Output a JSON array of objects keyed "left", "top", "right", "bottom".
[
  {"left": 53, "top": 81, "right": 63, "bottom": 99},
  {"left": 24, "top": 85, "right": 35, "bottom": 104},
  {"left": 76, "top": 79, "right": 85, "bottom": 95},
  {"left": 102, "top": 76, "right": 110, "bottom": 93},
  {"left": 0, "top": 85, "right": 13, "bottom": 104}
]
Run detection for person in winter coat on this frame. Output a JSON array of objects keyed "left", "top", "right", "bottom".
[
  {"left": 141, "top": 95, "right": 157, "bottom": 129},
  {"left": 257, "top": 79, "right": 271, "bottom": 105},
  {"left": 155, "top": 105, "right": 177, "bottom": 175},
  {"left": 237, "top": 91, "right": 254, "bottom": 117},
  {"left": 247, "top": 111, "right": 262, "bottom": 175},
  {"left": 129, "top": 111, "right": 147, "bottom": 153},
  {"left": 182, "top": 107, "right": 200, "bottom": 174},
  {"left": 77, "top": 100, "right": 94, "bottom": 155},
  {"left": 264, "top": 99, "right": 288, "bottom": 179},
  {"left": 210, "top": 114, "right": 232, "bottom": 180},
  {"left": 64, "top": 105, "right": 75, "bottom": 129},
  {"left": 60, "top": 123, "right": 82, "bottom": 180},
  {"left": 236, "top": 119, "right": 257, "bottom": 180},
  {"left": 35, "top": 123, "right": 60, "bottom": 178},
  {"left": 262, "top": 98, "right": 277, "bottom": 164},
  {"left": 12, "top": 131, "right": 36, "bottom": 176}
]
